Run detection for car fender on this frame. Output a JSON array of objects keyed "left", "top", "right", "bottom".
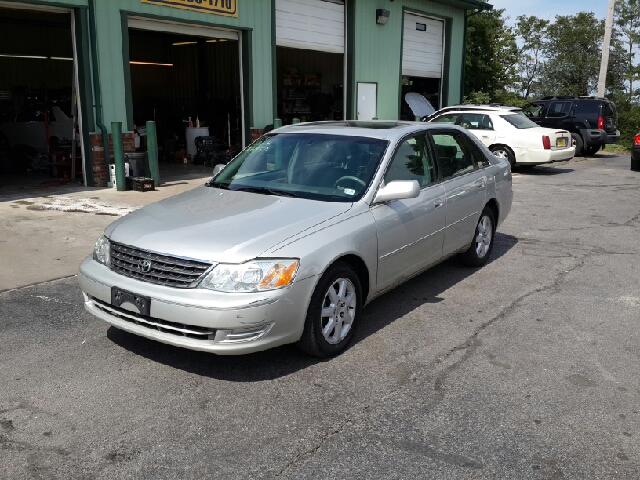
[{"left": 265, "top": 207, "right": 378, "bottom": 304}]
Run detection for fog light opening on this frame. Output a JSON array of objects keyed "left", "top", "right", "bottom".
[{"left": 215, "top": 323, "right": 274, "bottom": 344}]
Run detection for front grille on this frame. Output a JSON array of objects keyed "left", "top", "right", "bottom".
[
  {"left": 91, "top": 297, "right": 215, "bottom": 341},
  {"left": 109, "top": 241, "right": 212, "bottom": 288}
]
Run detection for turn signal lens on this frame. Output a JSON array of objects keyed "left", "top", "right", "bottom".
[
  {"left": 542, "top": 135, "right": 551, "bottom": 150},
  {"left": 598, "top": 116, "right": 605, "bottom": 130},
  {"left": 259, "top": 261, "right": 299, "bottom": 289}
]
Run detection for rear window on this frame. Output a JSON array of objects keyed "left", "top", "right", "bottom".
[
  {"left": 574, "top": 102, "right": 600, "bottom": 117},
  {"left": 500, "top": 112, "right": 538, "bottom": 129}
]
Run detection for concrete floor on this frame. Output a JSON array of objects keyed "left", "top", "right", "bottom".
[{"left": 0, "top": 163, "right": 213, "bottom": 291}]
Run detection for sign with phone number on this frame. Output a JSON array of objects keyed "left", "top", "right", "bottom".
[{"left": 141, "top": 0, "right": 237, "bottom": 17}]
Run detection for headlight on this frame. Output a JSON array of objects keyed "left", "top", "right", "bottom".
[
  {"left": 199, "top": 259, "right": 299, "bottom": 292},
  {"left": 93, "top": 235, "right": 111, "bottom": 266}
]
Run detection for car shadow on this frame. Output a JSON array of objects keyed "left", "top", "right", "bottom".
[
  {"left": 514, "top": 166, "right": 574, "bottom": 175},
  {"left": 107, "top": 232, "right": 519, "bottom": 382}
]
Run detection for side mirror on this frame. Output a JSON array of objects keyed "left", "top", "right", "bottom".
[
  {"left": 212, "top": 164, "right": 225, "bottom": 176},
  {"left": 373, "top": 180, "right": 420, "bottom": 204}
]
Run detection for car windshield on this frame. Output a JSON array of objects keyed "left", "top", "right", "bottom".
[
  {"left": 500, "top": 112, "right": 538, "bottom": 129},
  {"left": 209, "top": 133, "right": 389, "bottom": 202}
]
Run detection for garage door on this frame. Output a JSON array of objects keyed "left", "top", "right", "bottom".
[
  {"left": 128, "top": 17, "right": 238, "bottom": 40},
  {"left": 276, "top": 0, "right": 344, "bottom": 54},
  {"left": 402, "top": 13, "right": 444, "bottom": 78}
]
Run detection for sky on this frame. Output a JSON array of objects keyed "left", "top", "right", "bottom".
[{"left": 489, "top": 0, "right": 610, "bottom": 25}]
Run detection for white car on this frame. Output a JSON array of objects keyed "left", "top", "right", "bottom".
[
  {"left": 426, "top": 105, "right": 575, "bottom": 167},
  {"left": 0, "top": 103, "right": 73, "bottom": 153}
]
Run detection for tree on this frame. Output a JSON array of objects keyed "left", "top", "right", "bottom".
[
  {"left": 614, "top": 0, "right": 640, "bottom": 101},
  {"left": 464, "top": 8, "right": 518, "bottom": 100},
  {"left": 540, "top": 12, "right": 604, "bottom": 96},
  {"left": 514, "top": 15, "right": 550, "bottom": 99}
]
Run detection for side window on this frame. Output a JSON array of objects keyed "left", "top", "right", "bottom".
[
  {"left": 384, "top": 135, "right": 437, "bottom": 188},
  {"left": 522, "top": 103, "right": 544, "bottom": 119},
  {"left": 547, "top": 102, "right": 571, "bottom": 118},
  {"left": 459, "top": 134, "right": 491, "bottom": 168},
  {"left": 431, "top": 132, "right": 476, "bottom": 179},
  {"left": 459, "top": 113, "right": 493, "bottom": 130},
  {"left": 431, "top": 113, "right": 459, "bottom": 125}
]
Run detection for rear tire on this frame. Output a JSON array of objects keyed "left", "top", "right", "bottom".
[
  {"left": 631, "top": 157, "right": 640, "bottom": 171},
  {"left": 490, "top": 145, "right": 515, "bottom": 168},
  {"left": 571, "top": 133, "right": 584, "bottom": 157},
  {"left": 458, "top": 207, "right": 495, "bottom": 268},
  {"left": 297, "top": 262, "right": 362, "bottom": 358}
]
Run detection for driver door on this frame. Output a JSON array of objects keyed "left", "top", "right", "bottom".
[{"left": 371, "top": 134, "right": 446, "bottom": 291}]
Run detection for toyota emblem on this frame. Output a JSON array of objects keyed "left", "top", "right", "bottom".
[{"left": 138, "top": 259, "right": 152, "bottom": 273}]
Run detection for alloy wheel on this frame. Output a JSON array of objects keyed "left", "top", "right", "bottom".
[
  {"left": 320, "top": 278, "right": 356, "bottom": 345},
  {"left": 475, "top": 215, "right": 493, "bottom": 259}
]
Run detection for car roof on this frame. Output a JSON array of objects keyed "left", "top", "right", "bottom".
[
  {"left": 536, "top": 96, "right": 611, "bottom": 102},
  {"left": 272, "top": 120, "right": 465, "bottom": 141},
  {"left": 432, "top": 104, "right": 522, "bottom": 114}
]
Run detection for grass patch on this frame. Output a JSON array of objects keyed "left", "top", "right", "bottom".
[{"left": 602, "top": 144, "right": 631, "bottom": 154}]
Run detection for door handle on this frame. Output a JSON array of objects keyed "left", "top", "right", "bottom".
[
  {"left": 434, "top": 198, "right": 445, "bottom": 208},
  {"left": 475, "top": 180, "right": 485, "bottom": 189}
]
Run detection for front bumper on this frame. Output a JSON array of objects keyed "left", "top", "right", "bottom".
[{"left": 79, "top": 256, "right": 318, "bottom": 354}]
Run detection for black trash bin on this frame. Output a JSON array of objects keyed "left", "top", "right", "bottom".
[{"left": 125, "top": 152, "right": 149, "bottom": 178}]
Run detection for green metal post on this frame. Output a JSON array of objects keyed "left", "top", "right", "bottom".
[
  {"left": 111, "top": 122, "right": 126, "bottom": 191},
  {"left": 147, "top": 121, "right": 160, "bottom": 187},
  {"left": 292, "top": 118, "right": 300, "bottom": 124},
  {"left": 415, "top": 115, "right": 421, "bottom": 122},
  {"left": 273, "top": 118, "right": 282, "bottom": 129}
]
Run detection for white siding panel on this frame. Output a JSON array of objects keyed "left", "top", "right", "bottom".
[
  {"left": 276, "top": 0, "right": 344, "bottom": 54},
  {"left": 402, "top": 13, "right": 444, "bottom": 78}
]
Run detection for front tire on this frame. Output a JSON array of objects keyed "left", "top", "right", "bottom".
[
  {"left": 458, "top": 207, "right": 496, "bottom": 268},
  {"left": 297, "top": 262, "right": 362, "bottom": 358},
  {"left": 490, "top": 146, "right": 515, "bottom": 168}
]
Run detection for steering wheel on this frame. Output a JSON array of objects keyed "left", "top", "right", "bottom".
[{"left": 334, "top": 176, "right": 366, "bottom": 191}]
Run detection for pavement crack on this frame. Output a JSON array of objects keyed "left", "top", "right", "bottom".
[{"left": 272, "top": 420, "right": 353, "bottom": 478}]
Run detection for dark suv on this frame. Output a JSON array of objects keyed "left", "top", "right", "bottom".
[{"left": 522, "top": 96, "right": 620, "bottom": 156}]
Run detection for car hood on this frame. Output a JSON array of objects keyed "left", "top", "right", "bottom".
[{"left": 105, "top": 186, "right": 353, "bottom": 263}]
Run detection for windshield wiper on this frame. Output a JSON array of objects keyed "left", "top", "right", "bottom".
[
  {"left": 206, "top": 181, "right": 229, "bottom": 189},
  {"left": 234, "top": 186, "right": 300, "bottom": 198}
]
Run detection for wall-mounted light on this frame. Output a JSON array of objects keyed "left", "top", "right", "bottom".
[{"left": 376, "top": 9, "right": 390, "bottom": 25}]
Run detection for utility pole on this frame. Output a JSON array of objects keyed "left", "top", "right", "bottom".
[{"left": 597, "top": 0, "right": 616, "bottom": 97}]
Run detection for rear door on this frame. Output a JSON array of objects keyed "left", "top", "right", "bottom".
[
  {"left": 458, "top": 113, "right": 496, "bottom": 147},
  {"left": 544, "top": 101, "right": 572, "bottom": 130},
  {"left": 430, "top": 130, "right": 487, "bottom": 256},
  {"left": 372, "top": 134, "right": 446, "bottom": 291}
]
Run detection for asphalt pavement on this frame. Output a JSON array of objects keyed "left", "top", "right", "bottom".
[{"left": 1, "top": 153, "right": 639, "bottom": 479}]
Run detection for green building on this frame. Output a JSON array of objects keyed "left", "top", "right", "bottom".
[{"left": 0, "top": 0, "right": 491, "bottom": 186}]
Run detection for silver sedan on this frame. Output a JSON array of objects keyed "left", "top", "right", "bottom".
[{"left": 79, "top": 121, "right": 513, "bottom": 357}]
